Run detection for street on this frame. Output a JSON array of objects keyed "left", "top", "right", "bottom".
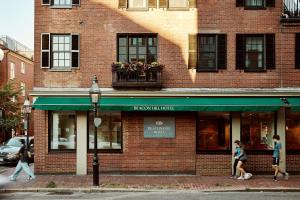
[{"left": 0, "top": 192, "right": 299, "bottom": 200}]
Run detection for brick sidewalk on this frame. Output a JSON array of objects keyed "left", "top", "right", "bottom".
[{"left": 0, "top": 164, "right": 300, "bottom": 191}]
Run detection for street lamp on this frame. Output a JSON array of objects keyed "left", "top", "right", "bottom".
[
  {"left": 23, "top": 96, "right": 31, "bottom": 149},
  {"left": 89, "top": 75, "right": 101, "bottom": 186}
]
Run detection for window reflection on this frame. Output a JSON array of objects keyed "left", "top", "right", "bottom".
[{"left": 286, "top": 109, "right": 300, "bottom": 150}]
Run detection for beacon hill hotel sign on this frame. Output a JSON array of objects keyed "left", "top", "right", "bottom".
[{"left": 144, "top": 117, "right": 175, "bottom": 138}]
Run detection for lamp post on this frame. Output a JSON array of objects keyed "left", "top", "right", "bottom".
[
  {"left": 23, "top": 96, "right": 31, "bottom": 149},
  {"left": 89, "top": 75, "right": 101, "bottom": 186}
]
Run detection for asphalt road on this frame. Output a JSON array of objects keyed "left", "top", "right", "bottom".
[{"left": 0, "top": 192, "right": 300, "bottom": 200}]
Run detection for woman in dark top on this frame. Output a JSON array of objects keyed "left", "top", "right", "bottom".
[{"left": 9, "top": 139, "right": 35, "bottom": 181}]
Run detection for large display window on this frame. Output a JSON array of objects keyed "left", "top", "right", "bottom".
[{"left": 286, "top": 109, "right": 300, "bottom": 151}]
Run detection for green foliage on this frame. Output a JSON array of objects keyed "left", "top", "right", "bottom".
[
  {"left": 46, "top": 181, "right": 57, "bottom": 188},
  {"left": 0, "top": 82, "right": 22, "bottom": 131}
]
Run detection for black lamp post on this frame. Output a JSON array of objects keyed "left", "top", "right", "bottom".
[
  {"left": 89, "top": 75, "right": 101, "bottom": 186},
  {"left": 0, "top": 108, "right": 4, "bottom": 143},
  {"left": 23, "top": 96, "right": 31, "bottom": 149}
]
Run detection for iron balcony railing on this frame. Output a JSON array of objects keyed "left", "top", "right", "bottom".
[{"left": 282, "top": 0, "right": 300, "bottom": 22}]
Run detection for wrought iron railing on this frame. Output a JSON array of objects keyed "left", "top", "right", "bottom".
[{"left": 282, "top": 0, "right": 300, "bottom": 22}]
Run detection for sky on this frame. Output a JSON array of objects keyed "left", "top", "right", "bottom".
[{"left": 0, "top": 0, "right": 34, "bottom": 50}]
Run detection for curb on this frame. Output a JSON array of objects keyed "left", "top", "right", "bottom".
[{"left": 1, "top": 187, "right": 300, "bottom": 193}]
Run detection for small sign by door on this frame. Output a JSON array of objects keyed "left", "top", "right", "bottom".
[{"left": 144, "top": 117, "right": 175, "bottom": 138}]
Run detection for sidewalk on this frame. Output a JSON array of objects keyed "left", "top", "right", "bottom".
[{"left": 0, "top": 164, "right": 300, "bottom": 192}]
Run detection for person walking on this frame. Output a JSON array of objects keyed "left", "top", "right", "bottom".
[
  {"left": 235, "top": 140, "right": 249, "bottom": 180},
  {"left": 9, "top": 139, "right": 35, "bottom": 181},
  {"left": 272, "top": 134, "right": 288, "bottom": 181},
  {"left": 231, "top": 140, "right": 241, "bottom": 178}
]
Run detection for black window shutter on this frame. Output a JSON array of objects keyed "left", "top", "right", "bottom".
[
  {"left": 149, "top": 0, "right": 157, "bottom": 8},
  {"left": 266, "top": 0, "right": 275, "bottom": 7},
  {"left": 189, "top": 0, "right": 197, "bottom": 8},
  {"left": 236, "top": 0, "right": 244, "bottom": 7},
  {"left": 296, "top": 34, "right": 300, "bottom": 69},
  {"left": 265, "top": 34, "right": 275, "bottom": 69},
  {"left": 236, "top": 34, "right": 245, "bottom": 69},
  {"left": 42, "top": 0, "right": 50, "bottom": 5},
  {"left": 217, "top": 34, "right": 227, "bottom": 69},
  {"left": 159, "top": 0, "right": 167, "bottom": 8},
  {"left": 50, "top": 0, "right": 54, "bottom": 5},
  {"left": 72, "top": 0, "right": 80, "bottom": 6},
  {"left": 119, "top": 0, "right": 127, "bottom": 8},
  {"left": 188, "top": 34, "right": 198, "bottom": 69},
  {"left": 41, "top": 33, "right": 50, "bottom": 68},
  {"left": 71, "top": 34, "right": 79, "bottom": 68}
]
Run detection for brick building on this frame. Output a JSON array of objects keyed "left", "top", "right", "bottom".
[
  {"left": 32, "top": 0, "right": 300, "bottom": 175},
  {"left": 0, "top": 36, "right": 34, "bottom": 142}
]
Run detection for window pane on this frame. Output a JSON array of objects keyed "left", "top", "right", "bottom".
[
  {"left": 139, "top": 47, "right": 146, "bottom": 54},
  {"left": 53, "top": 44, "right": 59, "bottom": 51},
  {"left": 130, "top": 38, "right": 138, "bottom": 46},
  {"left": 241, "top": 112, "right": 274, "bottom": 150},
  {"left": 119, "top": 47, "right": 127, "bottom": 54},
  {"left": 197, "top": 112, "right": 231, "bottom": 151},
  {"left": 129, "top": 55, "right": 138, "bottom": 62},
  {"left": 138, "top": 55, "right": 146, "bottom": 63},
  {"left": 119, "top": 55, "right": 127, "bottom": 63},
  {"left": 199, "top": 53, "right": 216, "bottom": 68},
  {"left": 119, "top": 37, "right": 127, "bottom": 46},
  {"left": 50, "top": 112, "right": 76, "bottom": 150},
  {"left": 245, "top": 36, "right": 264, "bottom": 69},
  {"left": 246, "top": 0, "right": 263, "bottom": 6},
  {"left": 129, "top": 47, "right": 137, "bottom": 54},
  {"left": 169, "top": 0, "right": 188, "bottom": 8},
  {"left": 148, "top": 37, "right": 157, "bottom": 46},
  {"left": 89, "top": 112, "right": 122, "bottom": 150},
  {"left": 53, "top": 60, "right": 59, "bottom": 67},
  {"left": 286, "top": 109, "right": 300, "bottom": 150},
  {"left": 128, "top": 0, "right": 147, "bottom": 8}
]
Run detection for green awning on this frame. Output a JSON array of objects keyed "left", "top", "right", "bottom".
[
  {"left": 287, "top": 98, "right": 300, "bottom": 112},
  {"left": 33, "top": 97, "right": 284, "bottom": 112}
]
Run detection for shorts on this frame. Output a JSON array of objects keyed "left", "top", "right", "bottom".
[
  {"left": 273, "top": 157, "right": 279, "bottom": 166},
  {"left": 239, "top": 159, "right": 247, "bottom": 164}
]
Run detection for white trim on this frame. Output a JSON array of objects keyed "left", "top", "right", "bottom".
[{"left": 41, "top": 0, "right": 50, "bottom": 6}]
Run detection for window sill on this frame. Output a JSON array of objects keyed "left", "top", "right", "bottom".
[
  {"left": 126, "top": 8, "right": 149, "bottom": 11},
  {"left": 50, "top": 5, "right": 73, "bottom": 9},
  {"left": 88, "top": 149, "right": 123, "bottom": 154},
  {"left": 48, "top": 150, "right": 76, "bottom": 153},
  {"left": 167, "top": 8, "right": 190, "bottom": 11},
  {"left": 197, "top": 68, "right": 219, "bottom": 73},
  {"left": 48, "top": 68, "right": 73, "bottom": 72},
  {"left": 244, "top": 6, "right": 266, "bottom": 10},
  {"left": 244, "top": 68, "right": 267, "bottom": 73}
]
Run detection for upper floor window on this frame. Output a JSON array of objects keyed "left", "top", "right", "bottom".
[
  {"left": 42, "top": 0, "right": 80, "bottom": 7},
  {"left": 236, "top": 0, "right": 275, "bottom": 9},
  {"left": 236, "top": 34, "right": 275, "bottom": 71},
  {"left": 21, "top": 62, "right": 26, "bottom": 74},
  {"left": 20, "top": 82, "right": 26, "bottom": 96},
  {"left": 117, "top": 34, "right": 157, "bottom": 64},
  {"left": 118, "top": 0, "right": 196, "bottom": 10},
  {"left": 41, "top": 33, "right": 79, "bottom": 70},
  {"left": 10, "top": 62, "right": 15, "bottom": 79},
  {"left": 188, "top": 34, "right": 227, "bottom": 71}
]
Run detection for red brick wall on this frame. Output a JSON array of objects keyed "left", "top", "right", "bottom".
[
  {"left": 287, "top": 154, "right": 300, "bottom": 174},
  {"left": 34, "top": 0, "right": 300, "bottom": 89},
  {"left": 34, "top": 110, "right": 76, "bottom": 174},
  {"left": 88, "top": 112, "right": 196, "bottom": 173},
  {"left": 35, "top": 112, "right": 196, "bottom": 174},
  {"left": 196, "top": 155, "right": 231, "bottom": 175}
]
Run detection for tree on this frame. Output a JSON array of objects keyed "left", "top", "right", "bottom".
[{"left": 0, "top": 82, "right": 22, "bottom": 135}]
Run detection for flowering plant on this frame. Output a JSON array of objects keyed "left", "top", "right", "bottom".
[{"left": 111, "top": 61, "right": 164, "bottom": 74}]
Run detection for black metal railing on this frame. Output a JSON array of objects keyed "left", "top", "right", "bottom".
[{"left": 282, "top": 0, "right": 300, "bottom": 22}]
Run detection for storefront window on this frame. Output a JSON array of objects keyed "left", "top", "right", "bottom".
[
  {"left": 286, "top": 109, "right": 300, "bottom": 151},
  {"left": 197, "top": 112, "right": 231, "bottom": 151},
  {"left": 88, "top": 112, "right": 122, "bottom": 151},
  {"left": 241, "top": 112, "right": 274, "bottom": 150},
  {"left": 50, "top": 111, "right": 76, "bottom": 150}
]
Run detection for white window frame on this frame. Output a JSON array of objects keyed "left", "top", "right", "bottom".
[
  {"left": 20, "top": 82, "right": 26, "bottom": 96},
  {"left": 10, "top": 62, "right": 15, "bottom": 80},
  {"left": 21, "top": 62, "right": 26, "bottom": 74},
  {"left": 168, "top": 0, "right": 189, "bottom": 9},
  {"left": 51, "top": 34, "right": 72, "bottom": 69},
  {"left": 128, "top": 0, "right": 148, "bottom": 10}
]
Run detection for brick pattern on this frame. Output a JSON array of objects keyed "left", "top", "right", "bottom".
[
  {"left": 34, "top": 0, "right": 300, "bottom": 89},
  {"left": 87, "top": 112, "right": 196, "bottom": 173},
  {"left": 287, "top": 154, "right": 300, "bottom": 174},
  {"left": 196, "top": 154, "right": 232, "bottom": 175}
]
